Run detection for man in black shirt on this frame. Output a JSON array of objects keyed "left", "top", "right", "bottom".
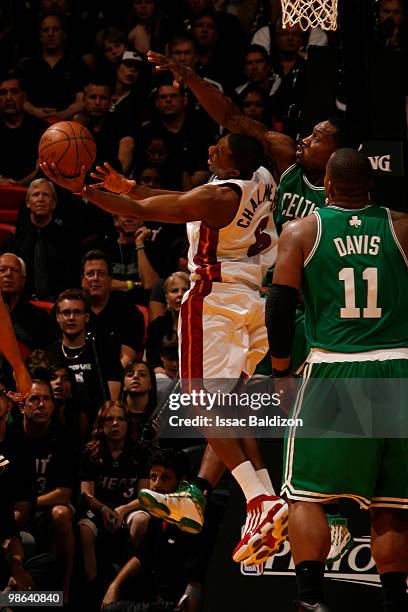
[
  {"left": 0, "top": 75, "right": 45, "bottom": 185},
  {"left": 14, "top": 378, "right": 76, "bottom": 603},
  {"left": 47, "top": 288, "right": 122, "bottom": 421},
  {"left": 3, "top": 179, "right": 78, "bottom": 300},
  {"left": 0, "top": 253, "right": 53, "bottom": 354},
  {"left": 81, "top": 250, "right": 145, "bottom": 368}
]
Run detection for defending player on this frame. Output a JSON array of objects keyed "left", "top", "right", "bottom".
[
  {"left": 40, "top": 133, "right": 288, "bottom": 565},
  {"left": 268, "top": 148, "right": 408, "bottom": 612}
]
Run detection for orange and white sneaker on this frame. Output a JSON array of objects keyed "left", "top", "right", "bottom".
[{"left": 232, "top": 494, "right": 289, "bottom": 563}]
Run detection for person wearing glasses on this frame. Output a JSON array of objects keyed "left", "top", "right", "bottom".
[
  {"left": 78, "top": 400, "right": 150, "bottom": 606},
  {"left": 81, "top": 250, "right": 145, "bottom": 369},
  {"left": 46, "top": 288, "right": 122, "bottom": 425}
]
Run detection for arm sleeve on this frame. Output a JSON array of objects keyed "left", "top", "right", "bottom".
[{"left": 265, "top": 284, "right": 299, "bottom": 359}]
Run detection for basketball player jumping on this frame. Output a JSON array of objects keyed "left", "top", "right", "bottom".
[{"left": 41, "top": 132, "right": 289, "bottom": 565}]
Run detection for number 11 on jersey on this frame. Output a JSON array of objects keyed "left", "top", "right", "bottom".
[{"left": 339, "top": 267, "right": 382, "bottom": 319}]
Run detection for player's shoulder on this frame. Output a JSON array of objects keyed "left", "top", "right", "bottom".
[{"left": 203, "top": 181, "right": 241, "bottom": 201}]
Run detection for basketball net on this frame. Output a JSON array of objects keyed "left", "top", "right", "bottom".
[{"left": 281, "top": 0, "right": 338, "bottom": 31}]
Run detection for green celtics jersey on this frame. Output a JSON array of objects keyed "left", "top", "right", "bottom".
[
  {"left": 274, "top": 164, "right": 326, "bottom": 235},
  {"left": 303, "top": 205, "right": 408, "bottom": 352}
]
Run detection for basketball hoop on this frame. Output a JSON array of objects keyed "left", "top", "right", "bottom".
[{"left": 281, "top": 0, "right": 338, "bottom": 31}]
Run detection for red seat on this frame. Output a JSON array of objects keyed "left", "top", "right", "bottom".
[
  {"left": 0, "top": 223, "right": 15, "bottom": 247},
  {"left": 29, "top": 300, "right": 55, "bottom": 314},
  {"left": 0, "top": 185, "right": 27, "bottom": 224},
  {"left": 0, "top": 185, "right": 27, "bottom": 209},
  {"left": 0, "top": 209, "right": 18, "bottom": 224},
  {"left": 135, "top": 304, "right": 149, "bottom": 341}
]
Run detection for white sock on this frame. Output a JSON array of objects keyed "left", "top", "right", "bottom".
[
  {"left": 256, "top": 468, "right": 275, "bottom": 495},
  {"left": 231, "top": 461, "right": 268, "bottom": 502}
]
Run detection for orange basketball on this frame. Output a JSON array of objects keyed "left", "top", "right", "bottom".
[{"left": 38, "top": 121, "right": 96, "bottom": 177}]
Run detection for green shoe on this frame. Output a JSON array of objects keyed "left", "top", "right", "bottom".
[
  {"left": 138, "top": 481, "right": 206, "bottom": 534},
  {"left": 327, "top": 514, "right": 354, "bottom": 563}
]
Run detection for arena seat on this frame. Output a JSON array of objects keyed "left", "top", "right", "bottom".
[
  {"left": 0, "top": 223, "right": 15, "bottom": 247},
  {"left": 135, "top": 303, "right": 149, "bottom": 340},
  {"left": 30, "top": 300, "right": 55, "bottom": 314},
  {"left": 0, "top": 185, "right": 27, "bottom": 224}
]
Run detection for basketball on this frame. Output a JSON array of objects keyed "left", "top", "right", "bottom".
[{"left": 38, "top": 121, "right": 97, "bottom": 177}]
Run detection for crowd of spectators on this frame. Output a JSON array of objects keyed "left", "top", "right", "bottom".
[{"left": 0, "top": 0, "right": 407, "bottom": 609}]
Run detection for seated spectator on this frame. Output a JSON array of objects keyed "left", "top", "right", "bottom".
[
  {"left": 2, "top": 179, "right": 79, "bottom": 300},
  {"left": 101, "top": 214, "right": 160, "bottom": 306},
  {"left": 74, "top": 79, "right": 135, "bottom": 174},
  {"left": 110, "top": 51, "right": 149, "bottom": 125},
  {"left": 0, "top": 373, "right": 35, "bottom": 535},
  {"left": 0, "top": 74, "right": 45, "bottom": 186},
  {"left": 251, "top": 20, "right": 307, "bottom": 136},
  {"left": 122, "top": 360, "right": 157, "bottom": 444},
  {"left": 16, "top": 12, "right": 87, "bottom": 122},
  {"left": 236, "top": 83, "right": 273, "bottom": 128},
  {"left": 12, "top": 378, "right": 76, "bottom": 603},
  {"left": 190, "top": 9, "right": 244, "bottom": 91},
  {"left": 92, "top": 26, "right": 128, "bottom": 83},
  {"left": 127, "top": 0, "right": 169, "bottom": 54},
  {"left": 136, "top": 81, "right": 214, "bottom": 186},
  {"left": 49, "top": 363, "right": 88, "bottom": 440},
  {"left": 0, "top": 253, "right": 53, "bottom": 355},
  {"left": 102, "top": 448, "right": 221, "bottom": 611},
  {"left": 26, "top": 349, "right": 52, "bottom": 377},
  {"left": 79, "top": 400, "right": 150, "bottom": 599},
  {"left": 148, "top": 239, "right": 189, "bottom": 322},
  {"left": 235, "top": 45, "right": 278, "bottom": 98},
  {"left": 131, "top": 132, "right": 191, "bottom": 191},
  {"left": 156, "top": 333, "right": 179, "bottom": 406},
  {"left": 47, "top": 288, "right": 122, "bottom": 422},
  {"left": 81, "top": 250, "right": 145, "bottom": 368},
  {"left": 146, "top": 272, "right": 189, "bottom": 372},
  {"left": 377, "top": 0, "right": 406, "bottom": 49},
  {"left": 168, "top": 32, "right": 223, "bottom": 143}
]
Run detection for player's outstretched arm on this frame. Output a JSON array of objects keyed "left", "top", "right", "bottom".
[
  {"left": 83, "top": 182, "right": 238, "bottom": 226},
  {"left": 0, "top": 293, "right": 32, "bottom": 401},
  {"left": 148, "top": 51, "right": 297, "bottom": 176}
]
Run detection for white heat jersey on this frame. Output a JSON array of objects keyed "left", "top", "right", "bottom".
[{"left": 187, "top": 166, "right": 278, "bottom": 289}]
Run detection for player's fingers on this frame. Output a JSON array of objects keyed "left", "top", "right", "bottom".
[
  {"left": 90, "top": 182, "right": 105, "bottom": 189},
  {"left": 103, "top": 161, "right": 116, "bottom": 173},
  {"left": 95, "top": 165, "right": 108, "bottom": 175},
  {"left": 50, "top": 162, "right": 63, "bottom": 179},
  {"left": 79, "top": 164, "right": 87, "bottom": 180}
]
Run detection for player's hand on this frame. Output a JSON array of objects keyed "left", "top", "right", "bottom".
[
  {"left": 113, "top": 505, "right": 128, "bottom": 525},
  {"left": 9, "top": 366, "right": 32, "bottom": 403},
  {"left": 147, "top": 50, "right": 193, "bottom": 88},
  {"left": 39, "top": 161, "right": 87, "bottom": 195},
  {"left": 274, "top": 373, "right": 298, "bottom": 415},
  {"left": 90, "top": 162, "right": 134, "bottom": 194},
  {"left": 100, "top": 506, "right": 121, "bottom": 531},
  {"left": 135, "top": 226, "right": 151, "bottom": 246},
  {"left": 101, "top": 583, "right": 120, "bottom": 609},
  {"left": 8, "top": 566, "right": 35, "bottom": 591}
]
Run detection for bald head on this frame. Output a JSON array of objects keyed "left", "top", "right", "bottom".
[{"left": 325, "top": 148, "right": 372, "bottom": 201}]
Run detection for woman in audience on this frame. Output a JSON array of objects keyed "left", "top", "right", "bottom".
[
  {"left": 146, "top": 272, "right": 189, "bottom": 372},
  {"left": 122, "top": 360, "right": 158, "bottom": 443},
  {"left": 78, "top": 400, "right": 150, "bottom": 591}
]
